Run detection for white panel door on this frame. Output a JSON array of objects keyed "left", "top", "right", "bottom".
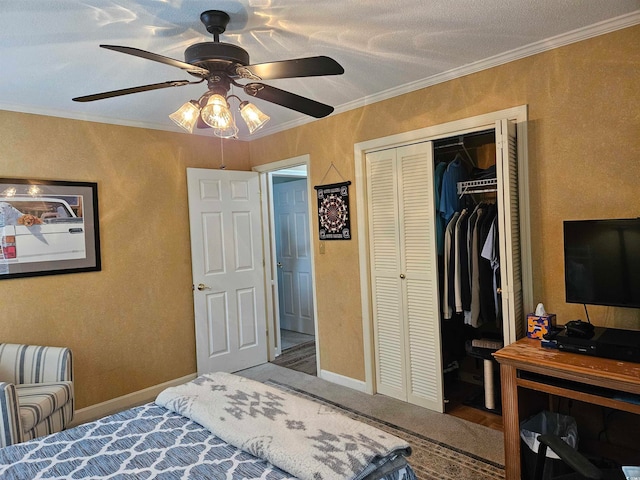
[
  {"left": 495, "top": 119, "right": 525, "bottom": 344},
  {"left": 366, "top": 142, "right": 443, "bottom": 412},
  {"left": 187, "top": 168, "right": 267, "bottom": 374},
  {"left": 273, "top": 178, "right": 314, "bottom": 335}
]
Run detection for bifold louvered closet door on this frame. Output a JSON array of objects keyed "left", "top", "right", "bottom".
[{"left": 366, "top": 142, "right": 444, "bottom": 412}]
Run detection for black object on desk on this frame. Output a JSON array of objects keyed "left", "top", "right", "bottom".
[{"left": 555, "top": 326, "right": 640, "bottom": 363}]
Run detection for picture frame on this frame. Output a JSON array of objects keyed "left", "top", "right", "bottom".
[{"left": 0, "top": 178, "right": 101, "bottom": 280}]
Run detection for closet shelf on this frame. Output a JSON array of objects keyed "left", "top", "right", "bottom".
[{"left": 457, "top": 178, "right": 497, "bottom": 196}]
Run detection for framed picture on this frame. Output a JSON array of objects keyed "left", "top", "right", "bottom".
[{"left": 0, "top": 178, "right": 101, "bottom": 280}]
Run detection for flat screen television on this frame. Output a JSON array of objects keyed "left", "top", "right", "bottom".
[{"left": 564, "top": 218, "right": 640, "bottom": 308}]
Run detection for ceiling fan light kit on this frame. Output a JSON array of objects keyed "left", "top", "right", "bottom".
[
  {"left": 168, "top": 100, "right": 200, "bottom": 133},
  {"left": 239, "top": 100, "right": 270, "bottom": 134},
  {"left": 73, "top": 9, "right": 344, "bottom": 139}
]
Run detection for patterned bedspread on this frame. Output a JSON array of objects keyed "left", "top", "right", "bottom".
[
  {"left": 0, "top": 396, "right": 416, "bottom": 480},
  {"left": 0, "top": 403, "right": 296, "bottom": 480}
]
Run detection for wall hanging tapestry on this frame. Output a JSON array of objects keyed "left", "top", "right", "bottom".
[{"left": 314, "top": 181, "right": 351, "bottom": 240}]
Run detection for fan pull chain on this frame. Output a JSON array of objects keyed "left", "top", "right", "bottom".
[{"left": 219, "top": 136, "right": 226, "bottom": 169}]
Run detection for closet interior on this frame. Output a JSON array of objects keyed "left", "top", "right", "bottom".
[{"left": 433, "top": 129, "right": 505, "bottom": 425}]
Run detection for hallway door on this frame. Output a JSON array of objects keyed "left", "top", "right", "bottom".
[{"left": 273, "top": 178, "right": 314, "bottom": 335}]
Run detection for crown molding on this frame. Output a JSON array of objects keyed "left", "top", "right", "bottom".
[{"left": 251, "top": 10, "right": 640, "bottom": 140}]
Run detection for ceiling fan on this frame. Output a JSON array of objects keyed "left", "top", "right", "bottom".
[{"left": 73, "top": 9, "right": 344, "bottom": 137}]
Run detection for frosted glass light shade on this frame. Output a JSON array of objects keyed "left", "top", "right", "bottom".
[
  {"left": 169, "top": 101, "right": 200, "bottom": 133},
  {"left": 214, "top": 120, "right": 239, "bottom": 139},
  {"left": 200, "top": 94, "right": 233, "bottom": 129},
  {"left": 239, "top": 101, "right": 270, "bottom": 134}
]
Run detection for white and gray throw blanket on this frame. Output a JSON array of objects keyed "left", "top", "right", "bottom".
[{"left": 155, "top": 372, "right": 411, "bottom": 480}]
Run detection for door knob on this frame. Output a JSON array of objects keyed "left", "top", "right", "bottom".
[
  {"left": 277, "top": 262, "right": 283, "bottom": 268},
  {"left": 197, "top": 283, "right": 211, "bottom": 291},
  {"left": 497, "top": 287, "right": 502, "bottom": 294},
  {"left": 400, "top": 274, "right": 406, "bottom": 279}
]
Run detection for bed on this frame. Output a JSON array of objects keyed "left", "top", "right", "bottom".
[{"left": 0, "top": 372, "right": 416, "bottom": 480}]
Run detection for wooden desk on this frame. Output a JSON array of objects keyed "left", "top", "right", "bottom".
[{"left": 493, "top": 337, "right": 640, "bottom": 480}]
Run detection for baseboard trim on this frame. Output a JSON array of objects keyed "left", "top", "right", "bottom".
[
  {"left": 319, "top": 369, "right": 367, "bottom": 393},
  {"left": 69, "top": 373, "right": 197, "bottom": 427}
]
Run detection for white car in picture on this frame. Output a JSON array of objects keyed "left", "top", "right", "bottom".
[{"left": 1, "top": 196, "right": 86, "bottom": 265}]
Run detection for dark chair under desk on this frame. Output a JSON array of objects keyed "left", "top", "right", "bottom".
[{"left": 533, "top": 434, "right": 626, "bottom": 480}]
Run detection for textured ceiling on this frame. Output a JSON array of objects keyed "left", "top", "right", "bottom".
[{"left": 1, "top": 1, "right": 638, "bottom": 139}]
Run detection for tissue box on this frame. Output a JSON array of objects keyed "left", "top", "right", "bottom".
[{"left": 527, "top": 313, "right": 556, "bottom": 339}]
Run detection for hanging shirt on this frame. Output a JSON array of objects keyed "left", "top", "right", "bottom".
[
  {"left": 434, "top": 161, "right": 448, "bottom": 256},
  {"left": 454, "top": 209, "right": 468, "bottom": 314},
  {"left": 465, "top": 203, "right": 482, "bottom": 320},
  {"left": 478, "top": 205, "right": 497, "bottom": 326},
  {"left": 481, "top": 215, "right": 502, "bottom": 327},
  {"left": 442, "top": 211, "right": 460, "bottom": 320},
  {"left": 469, "top": 207, "right": 485, "bottom": 327},
  {"left": 438, "top": 156, "right": 468, "bottom": 225}
]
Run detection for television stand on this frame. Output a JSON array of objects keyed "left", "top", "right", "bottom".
[{"left": 493, "top": 338, "right": 640, "bottom": 480}]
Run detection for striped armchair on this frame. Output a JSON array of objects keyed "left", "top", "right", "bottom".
[{"left": 0, "top": 343, "right": 74, "bottom": 447}]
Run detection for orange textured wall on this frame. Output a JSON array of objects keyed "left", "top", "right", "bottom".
[
  {"left": 1, "top": 25, "right": 638, "bottom": 406},
  {"left": 247, "top": 25, "right": 640, "bottom": 380},
  {"left": 0, "top": 111, "right": 249, "bottom": 408}
]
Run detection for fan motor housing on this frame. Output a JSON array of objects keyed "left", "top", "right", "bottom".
[{"left": 185, "top": 42, "right": 250, "bottom": 73}]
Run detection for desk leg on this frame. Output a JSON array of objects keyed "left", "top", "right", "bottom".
[{"left": 500, "top": 363, "right": 521, "bottom": 480}]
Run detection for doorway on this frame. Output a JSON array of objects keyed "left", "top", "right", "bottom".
[
  {"left": 255, "top": 157, "right": 318, "bottom": 376},
  {"left": 272, "top": 172, "right": 315, "bottom": 346}
]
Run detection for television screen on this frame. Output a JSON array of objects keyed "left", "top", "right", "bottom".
[{"left": 564, "top": 218, "right": 640, "bottom": 308}]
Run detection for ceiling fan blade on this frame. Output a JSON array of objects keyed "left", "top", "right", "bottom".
[
  {"left": 238, "top": 56, "right": 344, "bottom": 80},
  {"left": 72, "top": 80, "right": 193, "bottom": 102},
  {"left": 100, "top": 45, "right": 210, "bottom": 77},
  {"left": 244, "top": 83, "right": 334, "bottom": 118}
]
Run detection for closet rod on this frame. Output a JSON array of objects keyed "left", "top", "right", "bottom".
[
  {"left": 435, "top": 137, "right": 475, "bottom": 167},
  {"left": 435, "top": 140, "right": 464, "bottom": 149}
]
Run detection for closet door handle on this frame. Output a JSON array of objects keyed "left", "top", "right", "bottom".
[
  {"left": 399, "top": 274, "right": 406, "bottom": 279},
  {"left": 497, "top": 287, "right": 502, "bottom": 294}
]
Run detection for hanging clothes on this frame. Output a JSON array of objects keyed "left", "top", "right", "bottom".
[
  {"left": 481, "top": 213, "right": 502, "bottom": 328},
  {"left": 469, "top": 205, "right": 485, "bottom": 327},
  {"left": 438, "top": 155, "right": 468, "bottom": 225},
  {"left": 434, "top": 161, "right": 448, "bottom": 256},
  {"left": 463, "top": 203, "right": 481, "bottom": 324},
  {"left": 478, "top": 204, "right": 497, "bottom": 326},
  {"left": 453, "top": 208, "right": 468, "bottom": 314},
  {"left": 442, "top": 211, "right": 460, "bottom": 320}
]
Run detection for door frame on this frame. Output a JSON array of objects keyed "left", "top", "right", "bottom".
[
  {"left": 253, "top": 155, "right": 319, "bottom": 364},
  {"left": 354, "top": 105, "right": 533, "bottom": 394}
]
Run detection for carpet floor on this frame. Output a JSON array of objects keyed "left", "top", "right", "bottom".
[
  {"left": 267, "top": 379, "right": 505, "bottom": 480},
  {"left": 271, "top": 341, "right": 317, "bottom": 376},
  {"left": 238, "top": 360, "right": 505, "bottom": 467}
]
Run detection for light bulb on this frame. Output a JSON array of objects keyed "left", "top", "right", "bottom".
[{"left": 200, "top": 94, "right": 233, "bottom": 129}]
